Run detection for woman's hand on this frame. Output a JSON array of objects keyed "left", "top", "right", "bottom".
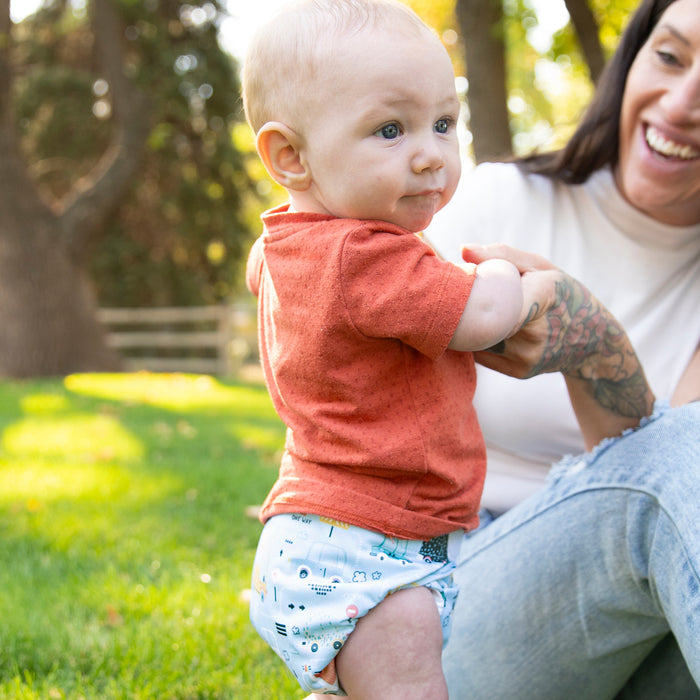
[{"left": 463, "top": 244, "right": 656, "bottom": 448}]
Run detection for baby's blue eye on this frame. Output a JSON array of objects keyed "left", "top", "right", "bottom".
[
  {"left": 435, "top": 118, "right": 451, "bottom": 134},
  {"left": 378, "top": 123, "right": 400, "bottom": 139}
]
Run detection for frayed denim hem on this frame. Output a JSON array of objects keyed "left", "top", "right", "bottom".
[{"left": 547, "top": 399, "right": 671, "bottom": 483}]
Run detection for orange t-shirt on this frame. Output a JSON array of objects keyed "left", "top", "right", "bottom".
[{"left": 246, "top": 206, "right": 485, "bottom": 539}]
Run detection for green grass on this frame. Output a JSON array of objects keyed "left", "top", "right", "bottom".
[{"left": 0, "top": 372, "right": 306, "bottom": 699}]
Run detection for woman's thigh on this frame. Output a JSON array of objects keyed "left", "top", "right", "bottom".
[{"left": 443, "top": 401, "right": 700, "bottom": 700}]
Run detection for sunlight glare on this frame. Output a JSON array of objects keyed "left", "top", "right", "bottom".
[
  {"left": 10, "top": 0, "right": 42, "bottom": 22},
  {"left": 528, "top": 0, "right": 570, "bottom": 53},
  {"left": 65, "top": 372, "right": 269, "bottom": 412},
  {"left": 2, "top": 413, "right": 144, "bottom": 460}
]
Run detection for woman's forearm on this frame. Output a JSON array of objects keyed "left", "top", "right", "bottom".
[
  {"left": 464, "top": 244, "right": 655, "bottom": 448},
  {"left": 521, "top": 274, "right": 655, "bottom": 449}
]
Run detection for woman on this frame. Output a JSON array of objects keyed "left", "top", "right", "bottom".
[{"left": 426, "top": 0, "right": 700, "bottom": 696}]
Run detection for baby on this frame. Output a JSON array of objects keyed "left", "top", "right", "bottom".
[{"left": 243, "top": 0, "right": 526, "bottom": 696}]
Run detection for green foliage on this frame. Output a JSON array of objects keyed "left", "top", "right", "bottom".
[
  {"left": 589, "top": 0, "right": 640, "bottom": 52},
  {"left": 14, "top": 8, "right": 113, "bottom": 198},
  {"left": 14, "top": 1, "right": 271, "bottom": 307},
  {"left": 0, "top": 372, "right": 305, "bottom": 699},
  {"left": 515, "top": 0, "right": 639, "bottom": 152},
  {"left": 17, "top": 68, "right": 107, "bottom": 163}
]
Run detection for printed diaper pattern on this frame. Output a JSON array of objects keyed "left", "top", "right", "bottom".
[{"left": 249, "top": 513, "right": 461, "bottom": 694}]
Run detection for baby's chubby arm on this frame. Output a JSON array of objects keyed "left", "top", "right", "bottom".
[{"left": 447, "top": 258, "right": 524, "bottom": 352}]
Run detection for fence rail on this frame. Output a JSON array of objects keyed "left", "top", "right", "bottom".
[{"left": 97, "top": 302, "right": 258, "bottom": 376}]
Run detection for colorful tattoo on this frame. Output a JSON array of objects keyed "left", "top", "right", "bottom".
[{"left": 526, "top": 275, "right": 653, "bottom": 419}]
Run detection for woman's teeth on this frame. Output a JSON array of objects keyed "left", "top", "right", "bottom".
[{"left": 646, "top": 125, "right": 700, "bottom": 160}]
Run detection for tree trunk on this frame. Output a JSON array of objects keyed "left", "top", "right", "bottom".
[
  {"left": 563, "top": 0, "right": 605, "bottom": 83},
  {"left": 0, "top": 0, "right": 148, "bottom": 377},
  {"left": 0, "top": 203, "right": 120, "bottom": 377},
  {"left": 456, "top": 0, "right": 512, "bottom": 162}
]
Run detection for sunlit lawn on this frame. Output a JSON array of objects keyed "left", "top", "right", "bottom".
[{"left": 0, "top": 372, "right": 305, "bottom": 699}]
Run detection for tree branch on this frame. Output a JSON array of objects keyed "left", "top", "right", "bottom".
[
  {"left": 0, "top": 0, "right": 53, "bottom": 224},
  {"left": 563, "top": 0, "right": 605, "bottom": 83},
  {"left": 0, "top": 0, "right": 11, "bottom": 121},
  {"left": 58, "top": 0, "right": 151, "bottom": 265},
  {"left": 456, "top": 0, "right": 512, "bottom": 162}
]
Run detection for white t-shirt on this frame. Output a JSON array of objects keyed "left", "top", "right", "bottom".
[{"left": 426, "top": 163, "right": 700, "bottom": 513}]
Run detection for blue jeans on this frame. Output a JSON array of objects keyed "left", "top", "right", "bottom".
[{"left": 443, "top": 401, "right": 700, "bottom": 699}]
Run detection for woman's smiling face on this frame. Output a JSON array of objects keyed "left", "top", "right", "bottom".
[{"left": 616, "top": 0, "right": 700, "bottom": 225}]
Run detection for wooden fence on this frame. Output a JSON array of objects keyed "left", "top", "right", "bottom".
[{"left": 97, "top": 302, "right": 258, "bottom": 376}]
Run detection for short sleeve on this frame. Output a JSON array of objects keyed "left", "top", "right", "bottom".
[{"left": 339, "top": 227, "right": 476, "bottom": 359}]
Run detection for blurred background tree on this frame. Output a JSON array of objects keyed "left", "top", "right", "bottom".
[
  {"left": 14, "top": 0, "right": 262, "bottom": 309},
  {"left": 449, "top": 0, "right": 638, "bottom": 161},
  {"left": 3, "top": 0, "right": 267, "bottom": 376},
  {"left": 3, "top": 0, "right": 639, "bottom": 376}
]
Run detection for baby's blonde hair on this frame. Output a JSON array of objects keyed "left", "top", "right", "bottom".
[{"left": 242, "top": 0, "right": 435, "bottom": 133}]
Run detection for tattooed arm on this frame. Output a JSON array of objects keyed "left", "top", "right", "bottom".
[{"left": 462, "top": 244, "right": 655, "bottom": 450}]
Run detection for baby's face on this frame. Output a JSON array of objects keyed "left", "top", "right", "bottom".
[{"left": 297, "top": 25, "right": 461, "bottom": 232}]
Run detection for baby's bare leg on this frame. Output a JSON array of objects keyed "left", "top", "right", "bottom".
[{"left": 334, "top": 586, "right": 448, "bottom": 700}]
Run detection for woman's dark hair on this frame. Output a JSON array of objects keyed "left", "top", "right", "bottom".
[{"left": 517, "top": 0, "right": 678, "bottom": 183}]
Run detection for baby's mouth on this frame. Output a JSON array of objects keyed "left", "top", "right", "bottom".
[{"left": 645, "top": 124, "right": 700, "bottom": 160}]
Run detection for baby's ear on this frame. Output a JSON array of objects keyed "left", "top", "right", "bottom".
[{"left": 256, "top": 122, "right": 311, "bottom": 191}]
